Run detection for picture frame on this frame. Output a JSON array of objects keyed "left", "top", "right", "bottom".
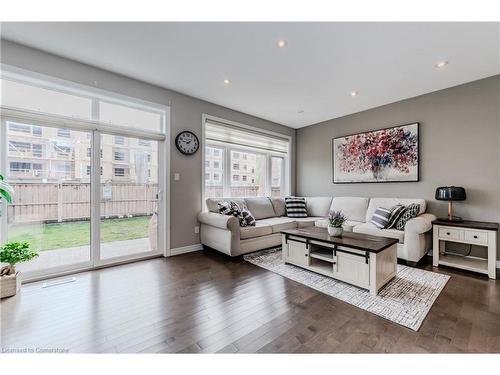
[{"left": 332, "top": 122, "right": 419, "bottom": 183}]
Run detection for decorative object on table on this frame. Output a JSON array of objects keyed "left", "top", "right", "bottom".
[
  {"left": 175, "top": 130, "right": 199, "bottom": 155},
  {"left": 0, "top": 241, "right": 38, "bottom": 298},
  {"left": 285, "top": 196, "right": 308, "bottom": 218},
  {"left": 432, "top": 219, "right": 498, "bottom": 279},
  {"left": 332, "top": 122, "right": 419, "bottom": 183},
  {"left": 327, "top": 209, "right": 347, "bottom": 236},
  {"left": 435, "top": 186, "right": 466, "bottom": 222}
]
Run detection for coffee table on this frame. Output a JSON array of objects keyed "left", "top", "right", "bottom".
[{"left": 281, "top": 226, "right": 399, "bottom": 296}]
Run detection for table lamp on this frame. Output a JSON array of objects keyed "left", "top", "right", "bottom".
[{"left": 435, "top": 186, "right": 466, "bottom": 222}]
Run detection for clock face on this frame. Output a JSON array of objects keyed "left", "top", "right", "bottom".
[{"left": 175, "top": 131, "right": 199, "bottom": 155}]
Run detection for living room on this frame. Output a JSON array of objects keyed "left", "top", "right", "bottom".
[{"left": 1, "top": 1, "right": 499, "bottom": 373}]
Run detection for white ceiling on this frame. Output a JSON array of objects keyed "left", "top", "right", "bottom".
[{"left": 1, "top": 22, "right": 499, "bottom": 128}]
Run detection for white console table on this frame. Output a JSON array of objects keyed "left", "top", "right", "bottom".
[{"left": 432, "top": 219, "right": 498, "bottom": 279}]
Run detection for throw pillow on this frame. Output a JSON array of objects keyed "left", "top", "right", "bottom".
[
  {"left": 386, "top": 204, "right": 406, "bottom": 229},
  {"left": 370, "top": 207, "right": 393, "bottom": 229},
  {"left": 230, "top": 201, "right": 256, "bottom": 227},
  {"left": 394, "top": 203, "right": 420, "bottom": 230},
  {"left": 285, "top": 196, "right": 308, "bottom": 218},
  {"left": 217, "top": 201, "right": 233, "bottom": 215}
]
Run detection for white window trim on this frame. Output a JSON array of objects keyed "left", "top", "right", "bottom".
[{"left": 201, "top": 114, "right": 291, "bottom": 208}]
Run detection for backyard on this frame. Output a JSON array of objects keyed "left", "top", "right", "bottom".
[{"left": 8, "top": 216, "right": 152, "bottom": 251}]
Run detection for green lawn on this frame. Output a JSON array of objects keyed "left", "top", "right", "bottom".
[{"left": 8, "top": 216, "right": 152, "bottom": 251}]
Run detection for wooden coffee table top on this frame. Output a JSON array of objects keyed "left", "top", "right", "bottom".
[{"left": 281, "top": 226, "right": 399, "bottom": 253}]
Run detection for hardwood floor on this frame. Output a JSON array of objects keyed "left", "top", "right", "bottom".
[{"left": 1, "top": 249, "right": 500, "bottom": 353}]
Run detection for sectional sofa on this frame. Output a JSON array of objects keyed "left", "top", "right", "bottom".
[{"left": 198, "top": 196, "right": 436, "bottom": 265}]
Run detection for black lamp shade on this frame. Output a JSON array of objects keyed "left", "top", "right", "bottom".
[{"left": 435, "top": 186, "right": 466, "bottom": 201}]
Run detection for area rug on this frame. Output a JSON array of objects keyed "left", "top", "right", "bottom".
[{"left": 244, "top": 247, "right": 450, "bottom": 331}]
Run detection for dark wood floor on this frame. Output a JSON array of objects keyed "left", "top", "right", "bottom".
[{"left": 1, "top": 249, "right": 500, "bottom": 353}]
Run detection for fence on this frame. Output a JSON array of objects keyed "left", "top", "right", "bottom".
[{"left": 7, "top": 182, "right": 158, "bottom": 224}]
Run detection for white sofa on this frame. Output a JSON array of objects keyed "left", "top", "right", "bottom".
[{"left": 198, "top": 196, "right": 436, "bottom": 265}]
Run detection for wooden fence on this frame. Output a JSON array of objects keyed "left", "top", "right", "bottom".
[{"left": 7, "top": 182, "right": 158, "bottom": 224}]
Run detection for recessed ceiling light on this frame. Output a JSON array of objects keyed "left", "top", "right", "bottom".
[
  {"left": 350, "top": 91, "right": 359, "bottom": 97},
  {"left": 223, "top": 79, "right": 231, "bottom": 85},
  {"left": 435, "top": 60, "right": 449, "bottom": 69},
  {"left": 276, "top": 40, "right": 288, "bottom": 48}
]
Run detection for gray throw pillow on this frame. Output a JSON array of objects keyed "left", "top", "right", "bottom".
[{"left": 370, "top": 207, "right": 393, "bottom": 229}]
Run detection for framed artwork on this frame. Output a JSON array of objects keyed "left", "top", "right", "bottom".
[{"left": 332, "top": 122, "right": 419, "bottom": 183}]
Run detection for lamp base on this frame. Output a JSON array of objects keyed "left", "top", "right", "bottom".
[{"left": 437, "top": 216, "right": 464, "bottom": 223}]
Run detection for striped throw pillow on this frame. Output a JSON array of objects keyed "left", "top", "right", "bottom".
[
  {"left": 386, "top": 204, "right": 407, "bottom": 229},
  {"left": 285, "top": 196, "right": 308, "bottom": 218},
  {"left": 370, "top": 207, "right": 393, "bottom": 229}
]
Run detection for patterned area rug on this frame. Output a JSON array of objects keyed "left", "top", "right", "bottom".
[{"left": 244, "top": 247, "right": 450, "bottom": 331}]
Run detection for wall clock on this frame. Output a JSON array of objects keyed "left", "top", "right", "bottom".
[{"left": 175, "top": 131, "right": 199, "bottom": 155}]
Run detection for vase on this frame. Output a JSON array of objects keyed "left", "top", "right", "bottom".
[{"left": 328, "top": 226, "right": 343, "bottom": 237}]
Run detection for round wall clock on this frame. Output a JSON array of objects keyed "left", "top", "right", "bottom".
[{"left": 175, "top": 131, "right": 199, "bottom": 155}]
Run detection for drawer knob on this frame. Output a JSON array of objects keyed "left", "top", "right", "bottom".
[
  {"left": 446, "top": 232, "right": 451, "bottom": 235},
  {"left": 473, "top": 235, "right": 478, "bottom": 239}
]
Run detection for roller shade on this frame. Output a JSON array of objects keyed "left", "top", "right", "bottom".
[{"left": 205, "top": 119, "right": 289, "bottom": 154}]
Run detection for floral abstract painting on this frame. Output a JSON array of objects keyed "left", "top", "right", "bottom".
[{"left": 333, "top": 123, "right": 419, "bottom": 183}]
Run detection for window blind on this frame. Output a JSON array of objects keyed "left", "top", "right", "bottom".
[{"left": 205, "top": 119, "right": 289, "bottom": 154}]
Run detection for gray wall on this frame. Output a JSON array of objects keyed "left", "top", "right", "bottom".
[
  {"left": 297, "top": 76, "right": 500, "bottom": 259},
  {"left": 0, "top": 40, "right": 296, "bottom": 250}
]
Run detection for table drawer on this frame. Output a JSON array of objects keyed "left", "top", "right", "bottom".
[
  {"left": 464, "top": 230, "right": 488, "bottom": 245},
  {"left": 438, "top": 227, "right": 462, "bottom": 241}
]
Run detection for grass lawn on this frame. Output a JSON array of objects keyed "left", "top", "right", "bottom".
[{"left": 8, "top": 216, "right": 152, "bottom": 251}]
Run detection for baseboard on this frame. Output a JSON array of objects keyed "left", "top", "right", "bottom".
[
  {"left": 497, "top": 260, "right": 500, "bottom": 269},
  {"left": 170, "top": 243, "right": 203, "bottom": 256}
]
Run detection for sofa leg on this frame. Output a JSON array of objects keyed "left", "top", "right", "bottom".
[{"left": 406, "top": 260, "right": 418, "bottom": 267}]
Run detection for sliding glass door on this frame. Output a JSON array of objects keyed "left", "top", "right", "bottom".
[
  {"left": 97, "top": 133, "right": 160, "bottom": 263},
  {"left": 4, "top": 121, "right": 93, "bottom": 278}
]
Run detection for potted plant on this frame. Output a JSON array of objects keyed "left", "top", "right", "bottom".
[
  {"left": 327, "top": 210, "right": 348, "bottom": 237},
  {"left": 0, "top": 241, "right": 38, "bottom": 298},
  {"left": 0, "top": 174, "right": 14, "bottom": 216}
]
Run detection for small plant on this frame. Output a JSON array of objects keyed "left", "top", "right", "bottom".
[
  {"left": 328, "top": 210, "right": 348, "bottom": 228},
  {"left": 0, "top": 174, "right": 14, "bottom": 204},
  {"left": 0, "top": 241, "right": 38, "bottom": 276}
]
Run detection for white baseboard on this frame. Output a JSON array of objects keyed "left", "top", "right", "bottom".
[{"left": 170, "top": 243, "right": 203, "bottom": 256}]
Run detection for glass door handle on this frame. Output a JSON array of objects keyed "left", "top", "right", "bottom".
[{"left": 156, "top": 190, "right": 163, "bottom": 200}]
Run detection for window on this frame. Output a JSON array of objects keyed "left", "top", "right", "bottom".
[
  {"left": 32, "top": 163, "right": 42, "bottom": 171},
  {"left": 114, "top": 167, "right": 126, "bottom": 177},
  {"left": 99, "top": 101, "right": 162, "bottom": 133},
  {"left": 9, "top": 141, "right": 31, "bottom": 152},
  {"left": 205, "top": 173, "right": 210, "bottom": 181},
  {"left": 205, "top": 161, "right": 210, "bottom": 168},
  {"left": 57, "top": 128, "right": 71, "bottom": 138},
  {"left": 138, "top": 139, "right": 151, "bottom": 146},
  {"left": 32, "top": 144, "right": 42, "bottom": 157},
  {"left": 203, "top": 118, "right": 289, "bottom": 200},
  {"left": 87, "top": 148, "right": 91, "bottom": 157},
  {"left": 114, "top": 136, "right": 125, "bottom": 145},
  {"left": 86, "top": 165, "right": 91, "bottom": 175},
  {"left": 147, "top": 154, "right": 151, "bottom": 162},
  {"left": 9, "top": 123, "right": 31, "bottom": 133},
  {"left": 114, "top": 150, "right": 126, "bottom": 161},
  {"left": 32, "top": 126, "right": 42, "bottom": 137},
  {"left": 10, "top": 162, "right": 31, "bottom": 171}
]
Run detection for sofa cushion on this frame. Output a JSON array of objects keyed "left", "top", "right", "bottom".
[
  {"left": 305, "top": 197, "right": 333, "bottom": 217},
  {"left": 365, "top": 198, "right": 426, "bottom": 223},
  {"left": 207, "top": 198, "right": 246, "bottom": 213},
  {"left": 258, "top": 217, "right": 297, "bottom": 233},
  {"left": 353, "top": 222, "right": 405, "bottom": 243},
  {"left": 329, "top": 197, "right": 369, "bottom": 223},
  {"left": 315, "top": 219, "right": 363, "bottom": 231},
  {"left": 285, "top": 196, "right": 308, "bottom": 218},
  {"left": 240, "top": 222, "right": 273, "bottom": 239},
  {"left": 293, "top": 217, "right": 324, "bottom": 228},
  {"left": 244, "top": 197, "right": 276, "bottom": 220},
  {"left": 270, "top": 197, "right": 287, "bottom": 217}
]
